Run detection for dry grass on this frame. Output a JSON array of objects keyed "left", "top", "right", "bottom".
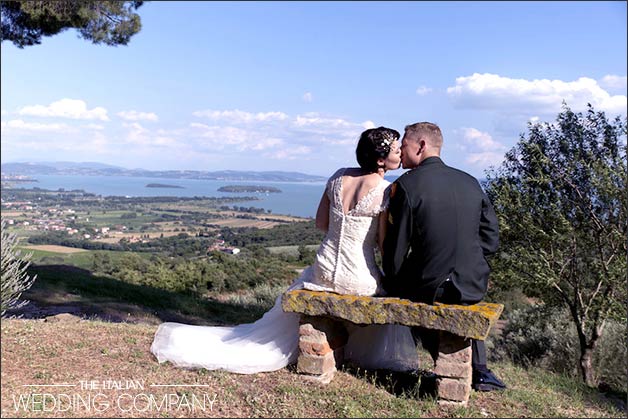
[
  {"left": 1, "top": 318, "right": 251, "bottom": 418},
  {"left": 0, "top": 318, "right": 433, "bottom": 418},
  {"left": 1, "top": 317, "right": 624, "bottom": 418},
  {"left": 21, "top": 245, "right": 88, "bottom": 254}
]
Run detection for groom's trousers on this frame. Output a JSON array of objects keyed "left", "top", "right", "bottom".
[{"left": 410, "top": 278, "right": 488, "bottom": 369}]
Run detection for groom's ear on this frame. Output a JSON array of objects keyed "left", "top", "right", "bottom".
[{"left": 417, "top": 140, "right": 426, "bottom": 155}]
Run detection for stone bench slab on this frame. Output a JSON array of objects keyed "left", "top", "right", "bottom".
[{"left": 282, "top": 290, "right": 503, "bottom": 340}]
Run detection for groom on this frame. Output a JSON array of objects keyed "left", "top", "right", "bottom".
[{"left": 382, "top": 121, "right": 506, "bottom": 392}]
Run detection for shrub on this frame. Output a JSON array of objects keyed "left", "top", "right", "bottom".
[
  {"left": 594, "top": 321, "right": 628, "bottom": 392},
  {"left": 492, "top": 304, "right": 627, "bottom": 392},
  {"left": 1, "top": 219, "right": 37, "bottom": 316}
]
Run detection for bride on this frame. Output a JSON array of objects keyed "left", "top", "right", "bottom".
[{"left": 151, "top": 126, "right": 418, "bottom": 374}]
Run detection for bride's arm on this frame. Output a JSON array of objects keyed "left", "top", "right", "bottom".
[{"left": 315, "top": 191, "right": 330, "bottom": 232}]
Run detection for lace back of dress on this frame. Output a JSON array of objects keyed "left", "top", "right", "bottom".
[{"left": 327, "top": 169, "right": 391, "bottom": 218}]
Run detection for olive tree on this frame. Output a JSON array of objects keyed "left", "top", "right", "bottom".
[
  {"left": 1, "top": 219, "right": 36, "bottom": 316},
  {"left": 484, "top": 104, "right": 627, "bottom": 387}
]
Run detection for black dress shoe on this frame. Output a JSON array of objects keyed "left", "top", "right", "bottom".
[{"left": 472, "top": 369, "right": 506, "bottom": 392}]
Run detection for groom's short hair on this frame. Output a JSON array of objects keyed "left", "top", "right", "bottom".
[{"left": 404, "top": 122, "right": 443, "bottom": 148}]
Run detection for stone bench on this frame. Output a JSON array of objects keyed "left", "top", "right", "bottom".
[{"left": 281, "top": 290, "right": 503, "bottom": 405}]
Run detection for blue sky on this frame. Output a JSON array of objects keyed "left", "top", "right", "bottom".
[{"left": 1, "top": 1, "right": 626, "bottom": 178}]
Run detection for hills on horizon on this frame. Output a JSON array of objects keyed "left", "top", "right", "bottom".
[{"left": 1, "top": 161, "right": 328, "bottom": 182}]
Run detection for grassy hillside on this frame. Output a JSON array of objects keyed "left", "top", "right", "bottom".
[
  {"left": 2, "top": 247, "right": 624, "bottom": 418},
  {"left": 0, "top": 318, "right": 623, "bottom": 418}
]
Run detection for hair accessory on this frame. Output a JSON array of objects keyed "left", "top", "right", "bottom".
[{"left": 375, "top": 131, "right": 396, "bottom": 156}]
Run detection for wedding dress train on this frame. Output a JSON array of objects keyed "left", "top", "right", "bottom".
[{"left": 151, "top": 169, "right": 418, "bottom": 373}]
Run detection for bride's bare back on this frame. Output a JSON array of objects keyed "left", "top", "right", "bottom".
[{"left": 339, "top": 168, "right": 385, "bottom": 215}]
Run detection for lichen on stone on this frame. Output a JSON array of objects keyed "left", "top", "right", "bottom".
[{"left": 281, "top": 290, "right": 503, "bottom": 340}]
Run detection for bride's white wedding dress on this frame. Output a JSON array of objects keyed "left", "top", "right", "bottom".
[{"left": 150, "top": 169, "right": 418, "bottom": 374}]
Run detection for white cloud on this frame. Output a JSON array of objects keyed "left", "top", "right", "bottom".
[
  {"left": 192, "top": 109, "right": 289, "bottom": 123},
  {"left": 1, "top": 120, "right": 113, "bottom": 163},
  {"left": 290, "top": 113, "right": 373, "bottom": 145},
  {"left": 461, "top": 127, "right": 507, "bottom": 151},
  {"left": 466, "top": 152, "right": 506, "bottom": 167},
  {"left": 294, "top": 114, "right": 353, "bottom": 128},
  {"left": 362, "top": 120, "right": 376, "bottom": 129},
  {"left": 122, "top": 122, "right": 150, "bottom": 145},
  {"left": 188, "top": 122, "right": 286, "bottom": 152},
  {"left": 1, "top": 119, "right": 73, "bottom": 132},
  {"left": 456, "top": 127, "right": 508, "bottom": 168},
  {"left": 599, "top": 75, "right": 627, "bottom": 90},
  {"left": 3, "top": 106, "right": 379, "bottom": 173},
  {"left": 191, "top": 110, "right": 371, "bottom": 151},
  {"left": 18, "top": 98, "right": 109, "bottom": 121},
  {"left": 117, "top": 110, "right": 159, "bottom": 121},
  {"left": 447, "top": 73, "right": 627, "bottom": 115},
  {"left": 303, "top": 92, "right": 313, "bottom": 102},
  {"left": 178, "top": 109, "right": 379, "bottom": 172},
  {"left": 153, "top": 136, "right": 177, "bottom": 146},
  {"left": 267, "top": 145, "right": 312, "bottom": 160},
  {"left": 416, "top": 86, "right": 433, "bottom": 96},
  {"left": 252, "top": 138, "right": 283, "bottom": 150},
  {"left": 189, "top": 123, "right": 248, "bottom": 147},
  {"left": 123, "top": 122, "right": 180, "bottom": 147},
  {"left": 84, "top": 123, "right": 105, "bottom": 130}
]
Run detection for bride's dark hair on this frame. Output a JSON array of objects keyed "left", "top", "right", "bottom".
[{"left": 356, "top": 126, "right": 400, "bottom": 172}]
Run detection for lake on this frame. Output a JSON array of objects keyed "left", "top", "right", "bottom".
[{"left": 11, "top": 175, "right": 328, "bottom": 218}]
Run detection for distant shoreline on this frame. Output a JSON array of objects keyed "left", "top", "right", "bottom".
[
  {"left": 218, "top": 185, "right": 282, "bottom": 193},
  {"left": 0, "top": 174, "right": 324, "bottom": 218},
  {"left": 146, "top": 183, "right": 184, "bottom": 189},
  {"left": 1, "top": 163, "right": 328, "bottom": 183},
  {"left": 0, "top": 178, "right": 38, "bottom": 182}
]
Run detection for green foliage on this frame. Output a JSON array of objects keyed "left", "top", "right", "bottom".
[
  {"left": 25, "top": 264, "right": 272, "bottom": 325},
  {"left": 28, "top": 231, "right": 124, "bottom": 251},
  {"left": 90, "top": 248, "right": 296, "bottom": 294},
  {"left": 485, "top": 103, "right": 627, "bottom": 386},
  {"left": 1, "top": 219, "right": 36, "bottom": 315},
  {"left": 297, "top": 244, "right": 317, "bottom": 265},
  {"left": 1, "top": 0, "right": 144, "bottom": 48},
  {"left": 492, "top": 305, "right": 627, "bottom": 393},
  {"left": 221, "top": 220, "right": 324, "bottom": 247}
]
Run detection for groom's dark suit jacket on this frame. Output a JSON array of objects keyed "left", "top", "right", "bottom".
[{"left": 382, "top": 157, "right": 499, "bottom": 305}]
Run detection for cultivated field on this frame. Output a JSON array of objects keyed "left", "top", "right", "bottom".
[
  {"left": 22, "top": 245, "right": 88, "bottom": 254},
  {"left": 93, "top": 231, "right": 184, "bottom": 244},
  {"left": 204, "top": 218, "right": 281, "bottom": 229},
  {"left": 1, "top": 211, "right": 24, "bottom": 217}
]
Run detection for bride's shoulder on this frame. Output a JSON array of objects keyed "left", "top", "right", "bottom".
[{"left": 328, "top": 167, "right": 348, "bottom": 181}]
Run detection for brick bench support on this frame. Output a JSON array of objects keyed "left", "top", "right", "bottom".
[
  {"left": 296, "top": 316, "right": 348, "bottom": 383},
  {"left": 433, "top": 332, "right": 473, "bottom": 404},
  {"left": 282, "top": 290, "right": 503, "bottom": 405}
]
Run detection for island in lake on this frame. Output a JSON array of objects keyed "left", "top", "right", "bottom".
[
  {"left": 218, "top": 185, "right": 282, "bottom": 193},
  {"left": 146, "top": 183, "right": 185, "bottom": 189}
]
